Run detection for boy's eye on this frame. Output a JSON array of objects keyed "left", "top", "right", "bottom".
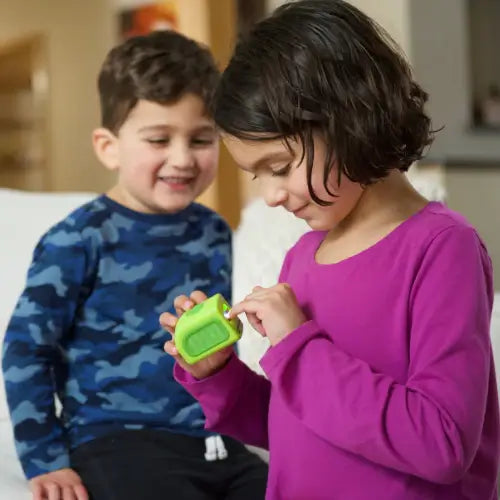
[
  {"left": 146, "top": 138, "right": 169, "bottom": 146},
  {"left": 191, "top": 137, "right": 215, "bottom": 147}
]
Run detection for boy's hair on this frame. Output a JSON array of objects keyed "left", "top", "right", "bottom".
[
  {"left": 214, "top": 0, "right": 436, "bottom": 204},
  {"left": 98, "top": 30, "right": 220, "bottom": 134}
]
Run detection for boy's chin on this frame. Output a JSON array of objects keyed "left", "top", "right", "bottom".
[{"left": 153, "top": 199, "right": 193, "bottom": 214}]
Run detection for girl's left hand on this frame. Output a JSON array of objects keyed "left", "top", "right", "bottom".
[{"left": 229, "top": 284, "right": 307, "bottom": 346}]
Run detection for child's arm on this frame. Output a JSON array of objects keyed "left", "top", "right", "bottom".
[
  {"left": 2, "top": 228, "right": 88, "bottom": 480},
  {"left": 163, "top": 291, "right": 271, "bottom": 449},
  {"left": 174, "top": 353, "right": 271, "bottom": 449},
  {"left": 258, "top": 226, "right": 493, "bottom": 484}
]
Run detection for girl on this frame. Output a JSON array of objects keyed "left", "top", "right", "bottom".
[{"left": 161, "top": 1, "right": 500, "bottom": 498}]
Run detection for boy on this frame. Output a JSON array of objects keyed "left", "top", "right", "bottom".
[{"left": 2, "top": 31, "right": 267, "bottom": 500}]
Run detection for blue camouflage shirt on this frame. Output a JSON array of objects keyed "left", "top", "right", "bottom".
[{"left": 2, "top": 195, "right": 232, "bottom": 479}]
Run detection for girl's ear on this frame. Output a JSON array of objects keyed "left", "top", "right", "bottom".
[{"left": 92, "top": 128, "right": 120, "bottom": 171}]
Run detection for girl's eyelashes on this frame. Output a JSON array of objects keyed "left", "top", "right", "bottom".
[
  {"left": 271, "top": 163, "right": 291, "bottom": 177},
  {"left": 250, "top": 162, "right": 292, "bottom": 181}
]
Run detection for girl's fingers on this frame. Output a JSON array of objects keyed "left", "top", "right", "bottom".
[
  {"left": 174, "top": 294, "right": 193, "bottom": 317},
  {"left": 190, "top": 290, "right": 208, "bottom": 303},
  {"left": 164, "top": 340, "right": 195, "bottom": 374},
  {"left": 159, "top": 312, "right": 177, "bottom": 334},
  {"left": 164, "top": 340, "right": 179, "bottom": 356},
  {"left": 229, "top": 298, "right": 264, "bottom": 318},
  {"left": 246, "top": 312, "right": 267, "bottom": 336}
]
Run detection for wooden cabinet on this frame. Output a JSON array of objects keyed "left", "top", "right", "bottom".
[{"left": 0, "top": 35, "right": 49, "bottom": 191}]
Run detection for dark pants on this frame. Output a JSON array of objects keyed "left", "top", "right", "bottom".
[{"left": 70, "top": 430, "right": 268, "bottom": 500}]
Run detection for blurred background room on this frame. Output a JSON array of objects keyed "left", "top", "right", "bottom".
[
  {"left": 1, "top": 1, "right": 500, "bottom": 497},
  {"left": 1, "top": 0, "right": 499, "bottom": 267}
]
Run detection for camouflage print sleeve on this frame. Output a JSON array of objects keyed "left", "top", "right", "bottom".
[{"left": 2, "top": 225, "right": 88, "bottom": 479}]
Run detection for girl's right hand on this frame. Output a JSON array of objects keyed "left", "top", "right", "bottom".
[{"left": 160, "top": 291, "right": 233, "bottom": 380}]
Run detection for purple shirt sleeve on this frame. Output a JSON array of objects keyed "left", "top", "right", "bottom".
[
  {"left": 174, "top": 355, "right": 271, "bottom": 449},
  {"left": 173, "top": 248, "right": 300, "bottom": 448},
  {"left": 260, "top": 225, "right": 494, "bottom": 483}
]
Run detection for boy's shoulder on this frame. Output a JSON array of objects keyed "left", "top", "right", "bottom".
[
  {"left": 39, "top": 199, "right": 232, "bottom": 253},
  {"left": 188, "top": 202, "right": 231, "bottom": 231},
  {"left": 42, "top": 195, "right": 113, "bottom": 240},
  {"left": 37, "top": 196, "right": 131, "bottom": 255}
]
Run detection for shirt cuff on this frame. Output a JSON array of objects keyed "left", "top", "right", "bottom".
[
  {"left": 260, "top": 320, "right": 323, "bottom": 377},
  {"left": 174, "top": 353, "right": 243, "bottom": 397}
]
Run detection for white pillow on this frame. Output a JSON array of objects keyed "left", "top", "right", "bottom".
[{"left": 233, "top": 198, "right": 308, "bottom": 374}]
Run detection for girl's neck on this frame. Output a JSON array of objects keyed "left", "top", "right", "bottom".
[
  {"left": 333, "top": 170, "right": 429, "bottom": 236},
  {"left": 316, "top": 170, "right": 430, "bottom": 265}
]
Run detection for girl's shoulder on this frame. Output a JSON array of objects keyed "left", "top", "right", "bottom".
[{"left": 407, "top": 201, "right": 482, "bottom": 248}]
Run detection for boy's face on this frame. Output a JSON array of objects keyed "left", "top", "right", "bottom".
[{"left": 97, "top": 94, "right": 219, "bottom": 214}]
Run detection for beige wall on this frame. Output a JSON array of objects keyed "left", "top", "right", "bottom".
[
  {"left": 410, "top": 0, "right": 500, "bottom": 160},
  {"left": 470, "top": 0, "right": 500, "bottom": 99},
  {"left": 347, "top": 0, "right": 412, "bottom": 57},
  {"left": 0, "top": 1, "right": 116, "bottom": 194},
  {"left": 445, "top": 168, "right": 500, "bottom": 282}
]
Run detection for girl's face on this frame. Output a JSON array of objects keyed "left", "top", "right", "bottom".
[{"left": 223, "top": 133, "right": 364, "bottom": 231}]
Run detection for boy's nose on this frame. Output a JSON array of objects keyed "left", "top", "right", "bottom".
[{"left": 169, "top": 142, "right": 195, "bottom": 170}]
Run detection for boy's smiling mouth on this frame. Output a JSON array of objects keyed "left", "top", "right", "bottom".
[{"left": 158, "top": 175, "right": 195, "bottom": 189}]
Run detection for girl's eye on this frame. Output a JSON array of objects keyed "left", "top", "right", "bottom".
[{"left": 271, "top": 164, "right": 291, "bottom": 177}]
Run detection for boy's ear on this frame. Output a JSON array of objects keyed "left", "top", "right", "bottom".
[{"left": 92, "top": 128, "right": 119, "bottom": 171}]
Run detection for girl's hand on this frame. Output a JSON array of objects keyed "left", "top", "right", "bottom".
[
  {"left": 160, "top": 291, "right": 233, "bottom": 380},
  {"left": 229, "top": 284, "right": 307, "bottom": 346}
]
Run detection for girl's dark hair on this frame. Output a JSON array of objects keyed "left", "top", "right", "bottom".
[
  {"left": 98, "top": 30, "right": 219, "bottom": 134},
  {"left": 213, "top": 0, "right": 436, "bottom": 204}
]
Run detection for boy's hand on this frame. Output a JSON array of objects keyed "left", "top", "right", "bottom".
[
  {"left": 30, "top": 468, "right": 88, "bottom": 500},
  {"left": 229, "top": 284, "right": 307, "bottom": 346},
  {"left": 160, "top": 291, "right": 233, "bottom": 379}
]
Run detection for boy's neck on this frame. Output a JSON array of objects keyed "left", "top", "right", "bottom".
[
  {"left": 106, "top": 185, "right": 188, "bottom": 216},
  {"left": 106, "top": 185, "right": 150, "bottom": 214}
]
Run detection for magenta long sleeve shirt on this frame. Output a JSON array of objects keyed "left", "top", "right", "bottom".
[{"left": 175, "top": 202, "right": 500, "bottom": 499}]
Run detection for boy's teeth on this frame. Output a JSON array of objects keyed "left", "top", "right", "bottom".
[{"left": 161, "top": 177, "right": 190, "bottom": 183}]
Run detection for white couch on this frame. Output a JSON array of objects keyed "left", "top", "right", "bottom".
[
  {"left": 0, "top": 186, "right": 499, "bottom": 498},
  {"left": 0, "top": 189, "right": 97, "bottom": 499}
]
